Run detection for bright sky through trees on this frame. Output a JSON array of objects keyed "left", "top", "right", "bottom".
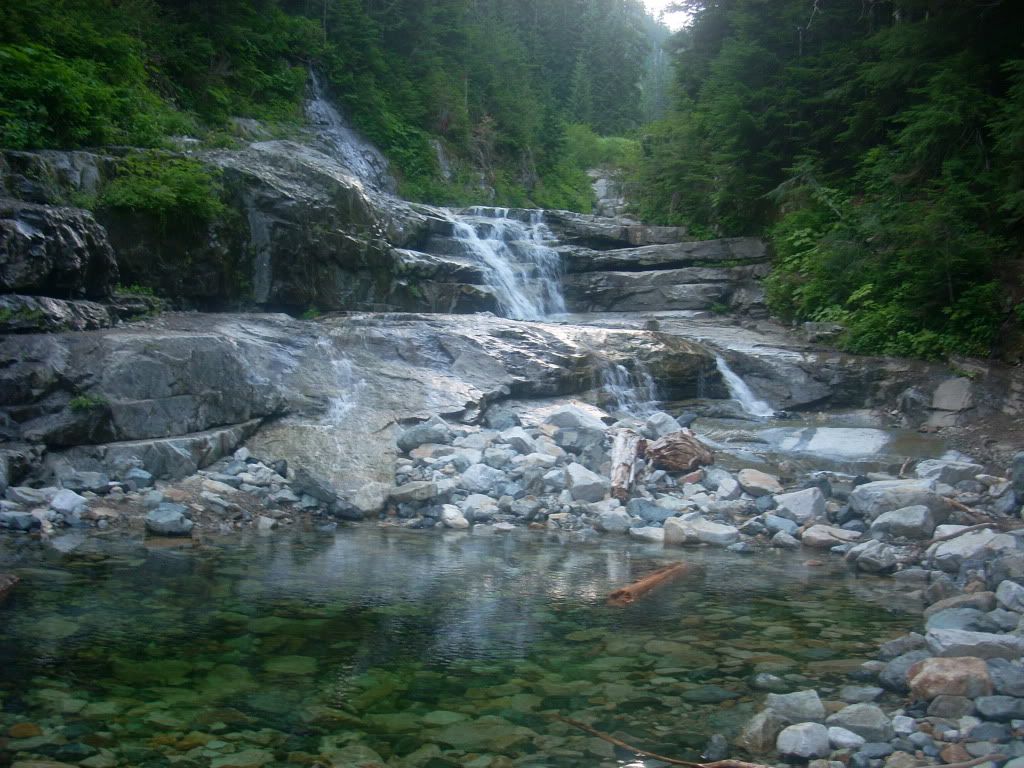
[{"left": 643, "top": 0, "right": 690, "bottom": 30}]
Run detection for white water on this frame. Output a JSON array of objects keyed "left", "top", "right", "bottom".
[
  {"left": 315, "top": 337, "right": 366, "bottom": 423},
  {"left": 306, "top": 72, "right": 397, "bottom": 193},
  {"left": 600, "top": 362, "right": 660, "bottom": 417},
  {"left": 714, "top": 354, "right": 775, "bottom": 419},
  {"left": 450, "top": 207, "right": 565, "bottom": 320}
]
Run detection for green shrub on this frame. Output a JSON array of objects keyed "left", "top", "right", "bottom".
[
  {"left": 69, "top": 394, "right": 108, "bottom": 412},
  {"left": 100, "top": 154, "right": 225, "bottom": 226}
]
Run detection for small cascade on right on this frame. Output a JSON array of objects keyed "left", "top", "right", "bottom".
[
  {"left": 714, "top": 354, "right": 775, "bottom": 419},
  {"left": 599, "top": 361, "right": 660, "bottom": 418}
]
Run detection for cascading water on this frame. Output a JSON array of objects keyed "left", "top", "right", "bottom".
[
  {"left": 448, "top": 207, "right": 565, "bottom": 320},
  {"left": 306, "top": 72, "right": 398, "bottom": 194},
  {"left": 714, "top": 354, "right": 775, "bottom": 419},
  {"left": 599, "top": 362, "right": 660, "bottom": 418},
  {"left": 315, "top": 337, "right": 366, "bottom": 424}
]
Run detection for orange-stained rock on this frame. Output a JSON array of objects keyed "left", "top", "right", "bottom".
[
  {"left": 908, "top": 656, "right": 992, "bottom": 700},
  {"left": 8, "top": 722, "right": 42, "bottom": 739}
]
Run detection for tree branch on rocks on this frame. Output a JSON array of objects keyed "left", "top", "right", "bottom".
[
  {"left": 553, "top": 715, "right": 772, "bottom": 768},
  {"left": 926, "top": 522, "right": 1003, "bottom": 546}
]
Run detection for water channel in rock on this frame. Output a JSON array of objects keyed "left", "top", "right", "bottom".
[{"left": 0, "top": 528, "right": 917, "bottom": 767}]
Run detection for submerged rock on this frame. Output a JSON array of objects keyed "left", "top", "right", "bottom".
[{"left": 144, "top": 504, "right": 193, "bottom": 536}]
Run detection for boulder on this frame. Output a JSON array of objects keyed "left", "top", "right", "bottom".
[
  {"left": 737, "top": 469, "right": 782, "bottom": 497},
  {"left": 0, "top": 198, "right": 118, "bottom": 299},
  {"left": 292, "top": 467, "right": 338, "bottom": 504},
  {"left": 801, "top": 524, "right": 861, "bottom": 549},
  {"left": 765, "top": 690, "right": 826, "bottom": 723},
  {"left": 644, "top": 411, "right": 681, "bottom": 439},
  {"left": 737, "top": 710, "right": 786, "bottom": 754},
  {"left": 564, "top": 463, "right": 609, "bottom": 503},
  {"left": 145, "top": 504, "right": 193, "bottom": 536},
  {"left": 927, "top": 529, "right": 1019, "bottom": 573},
  {"left": 974, "top": 695, "right": 1024, "bottom": 721},
  {"left": 773, "top": 487, "right": 826, "bottom": 524},
  {"left": 880, "top": 650, "right": 932, "bottom": 692},
  {"left": 0, "top": 293, "right": 114, "bottom": 333},
  {"left": 825, "top": 704, "right": 894, "bottom": 743},
  {"left": 390, "top": 481, "right": 438, "bottom": 504},
  {"left": 50, "top": 489, "right": 88, "bottom": 515},
  {"left": 397, "top": 416, "right": 453, "bottom": 453},
  {"left": 543, "top": 406, "right": 607, "bottom": 432},
  {"left": 908, "top": 657, "right": 993, "bottom": 700},
  {"left": 498, "top": 426, "right": 535, "bottom": 454},
  {"left": 595, "top": 508, "right": 632, "bottom": 534},
  {"left": 663, "top": 515, "right": 739, "bottom": 547},
  {"left": 915, "top": 459, "right": 984, "bottom": 486},
  {"left": 828, "top": 726, "right": 866, "bottom": 750},
  {"left": 626, "top": 497, "right": 675, "bottom": 523},
  {"left": 440, "top": 505, "right": 469, "bottom": 530},
  {"left": 351, "top": 481, "right": 391, "bottom": 515},
  {"left": 987, "top": 659, "right": 1024, "bottom": 697},
  {"left": 849, "top": 479, "right": 944, "bottom": 521},
  {"left": 870, "top": 505, "right": 935, "bottom": 539},
  {"left": 845, "top": 539, "right": 899, "bottom": 573},
  {"left": 776, "top": 723, "right": 830, "bottom": 759},
  {"left": 460, "top": 464, "right": 508, "bottom": 494},
  {"left": 926, "top": 628, "right": 1024, "bottom": 660},
  {"left": 995, "top": 580, "right": 1024, "bottom": 614},
  {"left": 0, "top": 511, "right": 41, "bottom": 531}
]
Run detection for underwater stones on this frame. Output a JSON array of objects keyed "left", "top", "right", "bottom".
[
  {"left": 263, "top": 655, "right": 317, "bottom": 675},
  {"left": 738, "top": 710, "right": 786, "bottom": 753},
  {"left": 429, "top": 716, "right": 535, "bottom": 752},
  {"left": 144, "top": 503, "right": 193, "bottom": 536},
  {"left": 34, "top": 616, "right": 79, "bottom": 640},
  {"left": 209, "top": 750, "right": 274, "bottom": 768}
]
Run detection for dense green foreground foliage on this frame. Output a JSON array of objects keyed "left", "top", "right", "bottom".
[
  {"left": 0, "top": 0, "right": 665, "bottom": 210},
  {"left": 636, "top": 0, "right": 1024, "bottom": 359}
]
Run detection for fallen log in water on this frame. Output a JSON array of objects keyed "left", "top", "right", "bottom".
[
  {"left": 646, "top": 430, "right": 714, "bottom": 472},
  {"left": 607, "top": 562, "right": 694, "bottom": 606},
  {"left": 609, "top": 428, "right": 644, "bottom": 501},
  {"left": 0, "top": 573, "right": 19, "bottom": 602}
]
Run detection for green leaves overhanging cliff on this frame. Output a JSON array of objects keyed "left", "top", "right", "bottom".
[{"left": 635, "top": 0, "right": 1024, "bottom": 360}]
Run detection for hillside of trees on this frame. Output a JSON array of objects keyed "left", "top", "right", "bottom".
[
  {"left": 0, "top": 0, "right": 666, "bottom": 209},
  {"left": 636, "top": 0, "right": 1024, "bottom": 360}
]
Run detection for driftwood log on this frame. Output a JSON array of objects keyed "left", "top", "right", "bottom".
[
  {"left": 607, "top": 563, "right": 695, "bottom": 606},
  {"left": 0, "top": 573, "right": 19, "bottom": 602},
  {"left": 609, "top": 428, "right": 645, "bottom": 501},
  {"left": 646, "top": 429, "right": 714, "bottom": 472}
]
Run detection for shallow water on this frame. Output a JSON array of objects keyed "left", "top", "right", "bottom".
[{"left": 0, "top": 528, "right": 917, "bottom": 767}]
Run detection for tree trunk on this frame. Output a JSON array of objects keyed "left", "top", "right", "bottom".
[{"left": 609, "top": 428, "right": 644, "bottom": 501}]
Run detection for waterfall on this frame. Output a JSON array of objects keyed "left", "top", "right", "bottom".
[
  {"left": 305, "top": 72, "right": 397, "bottom": 194},
  {"left": 600, "top": 362, "right": 660, "bottom": 417},
  {"left": 714, "top": 355, "right": 775, "bottom": 419},
  {"left": 449, "top": 207, "right": 565, "bottom": 321},
  {"left": 315, "top": 337, "right": 366, "bottom": 423}
]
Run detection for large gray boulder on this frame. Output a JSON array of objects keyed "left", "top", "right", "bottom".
[
  {"left": 776, "top": 723, "right": 830, "bottom": 759},
  {"left": 773, "top": 487, "right": 826, "bottom": 524},
  {"left": 664, "top": 515, "right": 739, "bottom": 547},
  {"left": 0, "top": 198, "right": 118, "bottom": 299},
  {"left": 927, "top": 529, "right": 1019, "bottom": 573},
  {"left": 915, "top": 459, "right": 984, "bottom": 486},
  {"left": 849, "top": 479, "right": 944, "bottom": 520},
  {"left": 565, "top": 463, "right": 609, "bottom": 502},
  {"left": 397, "top": 416, "right": 453, "bottom": 453},
  {"left": 764, "top": 690, "right": 826, "bottom": 723},
  {"left": 926, "top": 628, "right": 1024, "bottom": 660},
  {"left": 145, "top": 503, "right": 193, "bottom": 536},
  {"left": 870, "top": 505, "right": 935, "bottom": 539}
]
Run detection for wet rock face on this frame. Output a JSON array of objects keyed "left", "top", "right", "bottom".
[{"left": 0, "top": 199, "right": 118, "bottom": 299}]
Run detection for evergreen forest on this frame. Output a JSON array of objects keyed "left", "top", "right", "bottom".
[{"left": 2, "top": 0, "right": 1023, "bottom": 359}]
